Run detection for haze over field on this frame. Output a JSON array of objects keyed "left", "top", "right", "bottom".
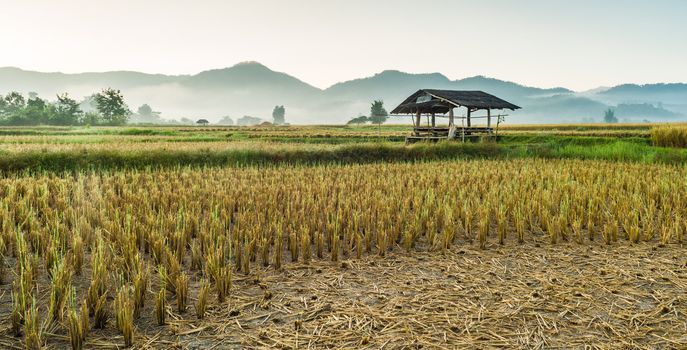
[{"left": 1, "top": 0, "right": 686, "bottom": 124}]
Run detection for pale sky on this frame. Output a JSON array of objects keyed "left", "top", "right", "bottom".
[{"left": 1, "top": 0, "right": 685, "bottom": 91}]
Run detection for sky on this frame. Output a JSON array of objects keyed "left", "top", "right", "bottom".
[{"left": 1, "top": 0, "right": 686, "bottom": 91}]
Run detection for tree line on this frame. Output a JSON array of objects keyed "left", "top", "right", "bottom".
[{"left": 0, "top": 88, "right": 131, "bottom": 126}]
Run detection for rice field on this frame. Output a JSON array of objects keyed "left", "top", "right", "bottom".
[
  {"left": 0, "top": 124, "right": 686, "bottom": 349},
  {"left": 0, "top": 156, "right": 686, "bottom": 349},
  {"left": 651, "top": 125, "right": 687, "bottom": 148}
]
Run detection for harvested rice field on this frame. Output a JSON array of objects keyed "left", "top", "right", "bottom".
[
  {"left": 1, "top": 129, "right": 687, "bottom": 349},
  {"left": 142, "top": 243, "right": 687, "bottom": 349},
  {"left": 2, "top": 240, "right": 684, "bottom": 349}
]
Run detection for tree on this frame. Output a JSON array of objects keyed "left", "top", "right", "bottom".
[
  {"left": 26, "top": 96, "right": 46, "bottom": 110},
  {"left": 347, "top": 115, "right": 369, "bottom": 125},
  {"left": 603, "top": 108, "right": 618, "bottom": 123},
  {"left": 217, "top": 116, "right": 234, "bottom": 125},
  {"left": 272, "top": 105, "right": 286, "bottom": 125},
  {"left": 237, "top": 116, "right": 262, "bottom": 126},
  {"left": 131, "top": 103, "right": 162, "bottom": 124},
  {"left": 3, "top": 92, "right": 26, "bottom": 114},
  {"left": 82, "top": 111, "right": 101, "bottom": 126},
  {"left": 21, "top": 95, "right": 50, "bottom": 125},
  {"left": 196, "top": 119, "right": 209, "bottom": 125},
  {"left": 137, "top": 104, "right": 153, "bottom": 117},
  {"left": 79, "top": 95, "right": 99, "bottom": 113},
  {"left": 1, "top": 92, "right": 28, "bottom": 125},
  {"left": 52, "top": 93, "right": 82, "bottom": 125},
  {"left": 0, "top": 95, "right": 6, "bottom": 117},
  {"left": 368, "top": 100, "right": 388, "bottom": 125},
  {"left": 94, "top": 88, "right": 131, "bottom": 125}
]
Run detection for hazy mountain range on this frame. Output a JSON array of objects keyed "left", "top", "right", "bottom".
[{"left": 1, "top": 61, "right": 685, "bottom": 124}]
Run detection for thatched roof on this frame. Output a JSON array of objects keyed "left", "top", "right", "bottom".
[{"left": 391, "top": 89, "right": 521, "bottom": 114}]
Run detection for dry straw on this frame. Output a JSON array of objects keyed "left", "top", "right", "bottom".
[{"left": 1, "top": 158, "right": 686, "bottom": 348}]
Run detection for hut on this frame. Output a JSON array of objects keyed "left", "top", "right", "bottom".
[{"left": 390, "top": 89, "right": 520, "bottom": 142}]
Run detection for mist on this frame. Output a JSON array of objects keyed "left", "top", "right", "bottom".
[{"left": 1, "top": 62, "right": 686, "bottom": 125}]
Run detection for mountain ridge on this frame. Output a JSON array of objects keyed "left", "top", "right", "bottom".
[{"left": 0, "top": 62, "right": 685, "bottom": 123}]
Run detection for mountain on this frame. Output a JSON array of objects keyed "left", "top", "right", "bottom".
[
  {"left": 324, "top": 71, "right": 577, "bottom": 123},
  {"left": 587, "top": 83, "right": 687, "bottom": 118},
  {"left": 325, "top": 70, "right": 453, "bottom": 100},
  {"left": 452, "top": 76, "right": 571, "bottom": 100},
  {"left": 518, "top": 95, "right": 608, "bottom": 122},
  {"left": 183, "top": 62, "right": 317, "bottom": 91},
  {"left": 602, "top": 83, "right": 687, "bottom": 98},
  {"left": 0, "top": 63, "right": 684, "bottom": 124},
  {"left": 175, "top": 62, "right": 322, "bottom": 121},
  {"left": 0, "top": 67, "right": 179, "bottom": 96},
  {"left": 615, "top": 103, "right": 681, "bottom": 119},
  {"left": 0, "top": 62, "right": 325, "bottom": 123}
]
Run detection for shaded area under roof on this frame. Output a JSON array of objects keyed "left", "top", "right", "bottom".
[{"left": 391, "top": 89, "right": 521, "bottom": 114}]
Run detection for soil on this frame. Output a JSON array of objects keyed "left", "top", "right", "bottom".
[{"left": 1, "top": 240, "right": 686, "bottom": 349}]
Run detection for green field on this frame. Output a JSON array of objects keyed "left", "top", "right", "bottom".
[{"left": 0, "top": 123, "right": 686, "bottom": 173}]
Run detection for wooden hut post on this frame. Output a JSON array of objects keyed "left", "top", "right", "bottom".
[
  {"left": 466, "top": 108, "right": 472, "bottom": 128},
  {"left": 449, "top": 107, "right": 454, "bottom": 126},
  {"left": 414, "top": 110, "right": 421, "bottom": 136},
  {"left": 487, "top": 108, "right": 491, "bottom": 129},
  {"left": 431, "top": 112, "right": 436, "bottom": 128}
]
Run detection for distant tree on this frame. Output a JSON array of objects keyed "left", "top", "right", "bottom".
[
  {"left": 603, "top": 108, "right": 618, "bottom": 123},
  {"left": 22, "top": 95, "right": 50, "bottom": 125},
  {"left": 52, "top": 93, "right": 82, "bottom": 125},
  {"left": 196, "top": 119, "right": 209, "bottom": 125},
  {"left": 3, "top": 92, "right": 26, "bottom": 114},
  {"left": 1, "top": 92, "right": 28, "bottom": 125},
  {"left": 179, "top": 117, "right": 194, "bottom": 125},
  {"left": 368, "top": 100, "right": 388, "bottom": 125},
  {"left": 94, "top": 88, "right": 131, "bottom": 125},
  {"left": 217, "top": 116, "right": 234, "bottom": 125},
  {"left": 237, "top": 115, "right": 261, "bottom": 126},
  {"left": 347, "top": 115, "right": 369, "bottom": 125},
  {"left": 26, "top": 96, "right": 46, "bottom": 110},
  {"left": 272, "top": 105, "right": 286, "bottom": 125},
  {"left": 82, "top": 111, "right": 101, "bottom": 126},
  {"left": 79, "top": 95, "right": 99, "bottom": 113},
  {"left": 130, "top": 103, "right": 162, "bottom": 124},
  {"left": 137, "top": 104, "right": 153, "bottom": 117},
  {"left": 0, "top": 95, "right": 6, "bottom": 117}
]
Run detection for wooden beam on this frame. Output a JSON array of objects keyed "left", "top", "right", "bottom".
[
  {"left": 431, "top": 112, "right": 436, "bottom": 128},
  {"left": 448, "top": 108, "right": 454, "bottom": 126},
  {"left": 467, "top": 108, "right": 471, "bottom": 127},
  {"left": 424, "top": 92, "right": 461, "bottom": 109}
]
